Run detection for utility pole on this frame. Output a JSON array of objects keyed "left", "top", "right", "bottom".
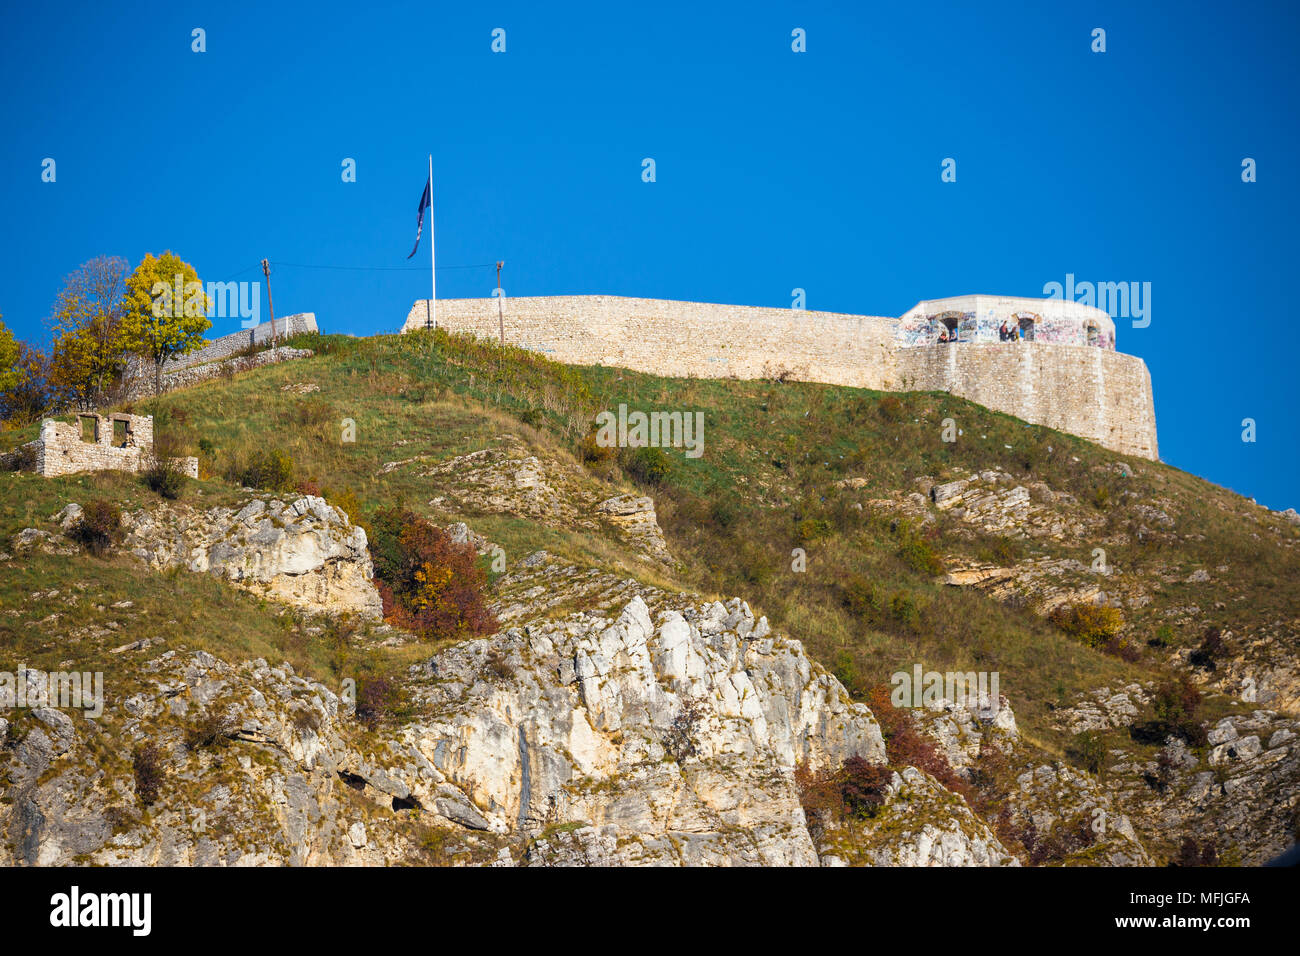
[
  {"left": 261, "top": 258, "right": 277, "bottom": 343},
  {"left": 496, "top": 260, "right": 505, "bottom": 345}
]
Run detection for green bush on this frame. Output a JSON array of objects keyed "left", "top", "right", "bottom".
[
  {"left": 839, "top": 574, "right": 882, "bottom": 618},
  {"left": 709, "top": 496, "right": 739, "bottom": 530},
  {"left": 890, "top": 591, "right": 922, "bottom": 630},
  {"left": 143, "top": 458, "right": 187, "bottom": 500},
  {"left": 1068, "top": 730, "right": 1107, "bottom": 776},
  {"left": 623, "top": 446, "right": 670, "bottom": 486},
  {"left": 899, "top": 535, "right": 945, "bottom": 576},
  {"left": 235, "top": 449, "right": 296, "bottom": 491},
  {"left": 796, "top": 517, "right": 833, "bottom": 544}
]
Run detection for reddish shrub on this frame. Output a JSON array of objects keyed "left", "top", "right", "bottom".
[
  {"left": 866, "top": 684, "right": 969, "bottom": 797},
  {"left": 795, "top": 755, "right": 893, "bottom": 821},
  {"left": 369, "top": 507, "right": 497, "bottom": 642}
]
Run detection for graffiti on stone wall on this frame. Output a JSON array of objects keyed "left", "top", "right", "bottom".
[{"left": 897, "top": 307, "right": 1115, "bottom": 349}]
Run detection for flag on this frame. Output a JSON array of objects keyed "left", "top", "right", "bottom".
[{"left": 406, "top": 176, "right": 431, "bottom": 259}]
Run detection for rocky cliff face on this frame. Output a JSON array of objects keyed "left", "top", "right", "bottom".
[{"left": 4, "top": 586, "right": 1018, "bottom": 867}]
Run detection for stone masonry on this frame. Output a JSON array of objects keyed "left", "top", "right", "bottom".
[
  {"left": 156, "top": 312, "right": 318, "bottom": 374},
  {"left": 401, "top": 295, "right": 1158, "bottom": 460},
  {"left": 9, "top": 413, "right": 199, "bottom": 479}
]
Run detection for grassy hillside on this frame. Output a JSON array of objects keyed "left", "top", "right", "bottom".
[{"left": 5, "top": 328, "right": 1296, "bottom": 766}]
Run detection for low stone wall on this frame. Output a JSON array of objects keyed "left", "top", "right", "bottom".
[{"left": 148, "top": 346, "right": 315, "bottom": 397}]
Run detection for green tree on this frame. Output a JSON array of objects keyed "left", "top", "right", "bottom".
[{"left": 122, "top": 251, "right": 211, "bottom": 395}]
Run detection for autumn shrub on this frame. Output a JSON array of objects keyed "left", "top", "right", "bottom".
[
  {"left": 839, "top": 755, "right": 893, "bottom": 817},
  {"left": 663, "top": 694, "right": 705, "bottom": 763},
  {"left": 796, "top": 755, "right": 892, "bottom": 821},
  {"left": 70, "top": 499, "right": 123, "bottom": 556},
  {"left": 132, "top": 742, "right": 165, "bottom": 806},
  {"left": 185, "top": 711, "right": 233, "bottom": 751},
  {"left": 865, "top": 684, "right": 969, "bottom": 797},
  {"left": 1048, "top": 601, "right": 1124, "bottom": 649},
  {"left": 369, "top": 507, "right": 497, "bottom": 642},
  {"left": 579, "top": 430, "right": 615, "bottom": 466},
  {"left": 1012, "top": 814, "right": 1097, "bottom": 865},
  {"left": 1189, "top": 626, "right": 1225, "bottom": 670},
  {"left": 325, "top": 487, "right": 368, "bottom": 537},
  {"left": 1174, "top": 837, "right": 1218, "bottom": 867},
  {"left": 484, "top": 649, "right": 514, "bottom": 681}
]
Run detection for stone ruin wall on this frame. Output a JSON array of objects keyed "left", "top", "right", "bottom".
[
  {"left": 29, "top": 413, "right": 199, "bottom": 479},
  {"left": 402, "top": 295, "right": 1159, "bottom": 460}
]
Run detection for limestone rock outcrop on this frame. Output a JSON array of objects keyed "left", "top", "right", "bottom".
[
  {"left": 122, "top": 495, "right": 382, "bottom": 619},
  {"left": 0, "top": 591, "right": 902, "bottom": 866}
]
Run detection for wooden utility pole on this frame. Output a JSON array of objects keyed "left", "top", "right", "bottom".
[
  {"left": 261, "top": 258, "right": 277, "bottom": 343},
  {"left": 496, "top": 260, "right": 505, "bottom": 345}
]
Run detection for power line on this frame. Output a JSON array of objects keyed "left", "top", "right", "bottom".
[
  {"left": 270, "top": 260, "right": 497, "bottom": 273},
  {"left": 205, "top": 262, "right": 265, "bottom": 284}
]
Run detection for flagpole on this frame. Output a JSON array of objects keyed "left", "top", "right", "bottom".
[{"left": 434, "top": 155, "right": 444, "bottom": 330}]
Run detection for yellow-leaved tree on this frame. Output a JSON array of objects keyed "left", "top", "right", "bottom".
[
  {"left": 0, "top": 316, "right": 20, "bottom": 394},
  {"left": 122, "top": 251, "right": 211, "bottom": 395}
]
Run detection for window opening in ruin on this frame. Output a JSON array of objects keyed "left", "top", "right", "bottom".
[
  {"left": 1017, "top": 315, "right": 1036, "bottom": 342},
  {"left": 1086, "top": 322, "right": 1100, "bottom": 347},
  {"left": 113, "top": 418, "right": 130, "bottom": 447},
  {"left": 79, "top": 416, "right": 98, "bottom": 443}
]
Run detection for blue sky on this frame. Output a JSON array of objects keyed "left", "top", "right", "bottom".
[{"left": 2, "top": 0, "right": 1297, "bottom": 509}]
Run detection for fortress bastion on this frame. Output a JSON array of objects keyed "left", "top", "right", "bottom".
[{"left": 401, "top": 294, "right": 1157, "bottom": 461}]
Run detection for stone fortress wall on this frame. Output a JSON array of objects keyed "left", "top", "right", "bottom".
[
  {"left": 402, "top": 295, "right": 1158, "bottom": 460},
  {"left": 161, "top": 312, "right": 318, "bottom": 373}
]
